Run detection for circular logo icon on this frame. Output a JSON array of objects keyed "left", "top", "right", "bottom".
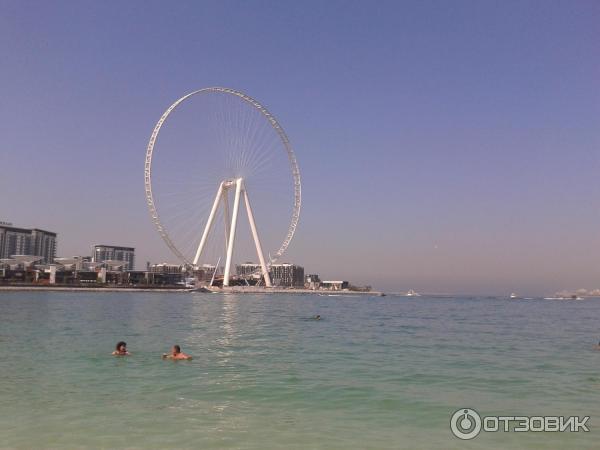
[{"left": 450, "top": 408, "right": 481, "bottom": 440}]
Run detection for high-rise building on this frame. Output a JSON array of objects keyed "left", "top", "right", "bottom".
[
  {"left": 0, "top": 222, "right": 57, "bottom": 263},
  {"left": 91, "top": 245, "right": 135, "bottom": 270},
  {"left": 270, "top": 263, "right": 304, "bottom": 287},
  {"left": 236, "top": 262, "right": 262, "bottom": 278}
]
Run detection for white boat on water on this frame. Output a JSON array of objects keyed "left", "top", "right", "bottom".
[
  {"left": 405, "top": 289, "right": 421, "bottom": 297},
  {"left": 509, "top": 293, "right": 518, "bottom": 299}
]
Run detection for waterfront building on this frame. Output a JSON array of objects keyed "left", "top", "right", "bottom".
[
  {"left": 305, "top": 274, "right": 321, "bottom": 290},
  {"left": 270, "top": 263, "right": 304, "bottom": 287},
  {"left": 145, "top": 263, "right": 186, "bottom": 285},
  {"left": 236, "top": 262, "right": 304, "bottom": 287},
  {"left": 320, "top": 280, "right": 349, "bottom": 291},
  {"left": 236, "top": 262, "right": 262, "bottom": 278},
  {"left": 199, "top": 263, "right": 220, "bottom": 281},
  {"left": 91, "top": 245, "right": 135, "bottom": 270},
  {"left": 0, "top": 222, "right": 57, "bottom": 264},
  {"left": 54, "top": 256, "right": 92, "bottom": 271},
  {"left": 149, "top": 263, "right": 182, "bottom": 274}
]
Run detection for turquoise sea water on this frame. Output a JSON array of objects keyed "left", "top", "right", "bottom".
[{"left": 1, "top": 291, "right": 599, "bottom": 449}]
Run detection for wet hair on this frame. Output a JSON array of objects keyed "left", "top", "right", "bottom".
[
  {"left": 174, "top": 345, "right": 181, "bottom": 353},
  {"left": 115, "top": 341, "right": 127, "bottom": 351}
]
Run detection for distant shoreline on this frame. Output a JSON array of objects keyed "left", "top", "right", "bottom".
[
  {"left": 212, "top": 286, "right": 384, "bottom": 296},
  {"left": 0, "top": 285, "right": 192, "bottom": 293},
  {"left": 0, "top": 285, "right": 384, "bottom": 296}
]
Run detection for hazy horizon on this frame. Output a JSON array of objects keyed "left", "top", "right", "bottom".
[{"left": 1, "top": 1, "right": 599, "bottom": 295}]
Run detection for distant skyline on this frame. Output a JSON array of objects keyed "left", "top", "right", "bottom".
[{"left": 1, "top": 1, "right": 599, "bottom": 295}]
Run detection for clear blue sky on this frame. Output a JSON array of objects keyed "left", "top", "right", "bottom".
[{"left": 1, "top": 0, "right": 599, "bottom": 294}]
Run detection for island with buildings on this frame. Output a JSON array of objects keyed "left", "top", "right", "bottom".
[{"left": 0, "top": 221, "right": 379, "bottom": 295}]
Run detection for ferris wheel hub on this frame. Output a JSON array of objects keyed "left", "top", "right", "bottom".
[{"left": 223, "top": 178, "right": 241, "bottom": 189}]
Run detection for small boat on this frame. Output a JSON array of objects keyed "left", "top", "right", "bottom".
[
  {"left": 509, "top": 293, "right": 518, "bottom": 299},
  {"left": 405, "top": 289, "right": 421, "bottom": 297}
]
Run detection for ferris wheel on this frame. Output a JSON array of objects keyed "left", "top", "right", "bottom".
[{"left": 144, "top": 87, "right": 301, "bottom": 286}]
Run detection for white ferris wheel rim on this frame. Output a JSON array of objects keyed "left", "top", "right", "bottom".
[{"left": 144, "top": 87, "right": 301, "bottom": 266}]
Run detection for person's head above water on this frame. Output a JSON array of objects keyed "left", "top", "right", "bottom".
[
  {"left": 112, "top": 341, "right": 130, "bottom": 356},
  {"left": 163, "top": 345, "right": 192, "bottom": 360},
  {"left": 116, "top": 341, "right": 127, "bottom": 352}
]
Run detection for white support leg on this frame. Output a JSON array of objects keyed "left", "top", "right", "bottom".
[
  {"left": 243, "top": 188, "right": 272, "bottom": 287},
  {"left": 223, "top": 178, "right": 242, "bottom": 286},
  {"left": 222, "top": 189, "right": 231, "bottom": 251},
  {"left": 193, "top": 182, "right": 224, "bottom": 265}
]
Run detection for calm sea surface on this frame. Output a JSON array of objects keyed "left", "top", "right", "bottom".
[{"left": 1, "top": 291, "right": 599, "bottom": 449}]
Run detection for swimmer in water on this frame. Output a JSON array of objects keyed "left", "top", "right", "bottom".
[
  {"left": 313, "top": 315, "right": 321, "bottom": 320},
  {"left": 162, "top": 345, "right": 192, "bottom": 360},
  {"left": 112, "top": 341, "right": 130, "bottom": 356}
]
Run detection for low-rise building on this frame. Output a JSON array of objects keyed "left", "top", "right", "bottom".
[
  {"left": 149, "top": 263, "right": 182, "bottom": 274},
  {"left": 199, "top": 263, "right": 220, "bottom": 281},
  {"left": 305, "top": 274, "right": 321, "bottom": 290},
  {"left": 54, "top": 256, "right": 92, "bottom": 271},
  {"left": 320, "top": 280, "right": 349, "bottom": 291}
]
